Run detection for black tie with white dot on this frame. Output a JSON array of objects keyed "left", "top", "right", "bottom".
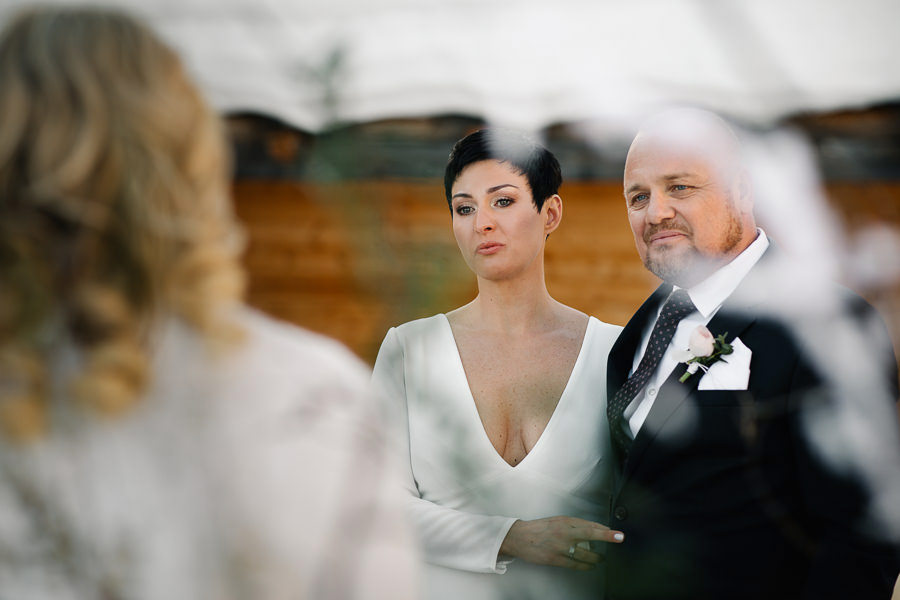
[{"left": 608, "top": 289, "right": 696, "bottom": 457}]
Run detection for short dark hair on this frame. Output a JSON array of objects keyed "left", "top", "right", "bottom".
[{"left": 443, "top": 129, "right": 562, "bottom": 212}]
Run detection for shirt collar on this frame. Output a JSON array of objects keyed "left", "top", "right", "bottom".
[{"left": 675, "top": 228, "right": 769, "bottom": 318}]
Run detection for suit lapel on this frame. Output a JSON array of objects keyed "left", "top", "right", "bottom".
[
  {"left": 618, "top": 359, "right": 695, "bottom": 486},
  {"left": 618, "top": 266, "right": 767, "bottom": 485},
  {"left": 607, "top": 284, "right": 671, "bottom": 469},
  {"left": 608, "top": 284, "right": 672, "bottom": 393}
]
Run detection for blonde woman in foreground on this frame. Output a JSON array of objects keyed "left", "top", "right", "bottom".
[
  {"left": 0, "top": 7, "right": 416, "bottom": 599},
  {"left": 372, "top": 129, "right": 624, "bottom": 600}
]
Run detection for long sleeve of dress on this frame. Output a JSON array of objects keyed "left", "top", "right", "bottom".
[{"left": 372, "top": 327, "right": 517, "bottom": 574}]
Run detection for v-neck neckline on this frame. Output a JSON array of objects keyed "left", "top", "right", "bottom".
[{"left": 438, "top": 314, "right": 595, "bottom": 470}]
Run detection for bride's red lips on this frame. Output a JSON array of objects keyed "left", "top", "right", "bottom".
[{"left": 476, "top": 242, "right": 504, "bottom": 254}]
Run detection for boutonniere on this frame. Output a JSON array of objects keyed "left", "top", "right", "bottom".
[{"left": 673, "top": 326, "right": 734, "bottom": 383}]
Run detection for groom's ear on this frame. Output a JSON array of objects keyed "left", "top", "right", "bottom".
[{"left": 543, "top": 195, "right": 562, "bottom": 235}]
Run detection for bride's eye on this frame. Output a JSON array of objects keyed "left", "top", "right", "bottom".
[
  {"left": 455, "top": 205, "right": 474, "bottom": 216},
  {"left": 494, "top": 197, "right": 513, "bottom": 207}
]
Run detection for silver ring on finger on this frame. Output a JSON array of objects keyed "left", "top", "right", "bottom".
[{"left": 567, "top": 545, "right": 576, "bottom": 559}]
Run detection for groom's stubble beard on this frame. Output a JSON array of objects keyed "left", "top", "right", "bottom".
[{"left": 643, "top": 200, "right": 745, "bottom": 287}]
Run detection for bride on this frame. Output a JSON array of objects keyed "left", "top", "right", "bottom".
[{"left": 373, "top": 129, "right": 624, "bottom": 600}]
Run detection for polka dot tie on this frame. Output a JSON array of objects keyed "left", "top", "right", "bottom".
[{"left": 608, "top": 289, "right": 696, "bottom": 456}]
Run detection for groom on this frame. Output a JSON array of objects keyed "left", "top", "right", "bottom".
[{"left": 604, "top": 108, "right": 900, "bottom": 599}]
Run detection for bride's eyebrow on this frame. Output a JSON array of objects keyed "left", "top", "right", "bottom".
[{"left": 486, "top": 184, "right": 519, "bottom": 193}]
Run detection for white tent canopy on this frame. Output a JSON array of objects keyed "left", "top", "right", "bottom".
[{"left": 2, "top": 0, "right": 898, "bottom": 132}]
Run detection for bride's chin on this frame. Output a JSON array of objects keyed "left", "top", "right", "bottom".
[{"left": 474, "top": 266, "right": 525, "bottom": 283}]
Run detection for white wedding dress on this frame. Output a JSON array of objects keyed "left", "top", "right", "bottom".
[
  {"left": 372, "top": 314, "right": 621, "bottom": 600},
  {"left": 0, "top": 309, "right": 417, "bottom": 600}
]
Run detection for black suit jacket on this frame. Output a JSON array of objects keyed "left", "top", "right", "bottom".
[{"left": 605, "top": 249, "right": 900, "bottom": 600}]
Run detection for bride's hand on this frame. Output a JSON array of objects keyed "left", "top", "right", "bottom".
[{"left": 498, "top": 516, "right": 624, "bottom": 570}]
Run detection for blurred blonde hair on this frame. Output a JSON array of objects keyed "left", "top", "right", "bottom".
[{"left": 0, "top": 7, "right": 245, "bottom": 440}]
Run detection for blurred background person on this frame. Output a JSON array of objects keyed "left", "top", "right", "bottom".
[
  {"left": 372, "top": 129, "right": 624, "bottom": 600},
  {"left": 0, "top": 6, "right": 416, "bottom": 599}
]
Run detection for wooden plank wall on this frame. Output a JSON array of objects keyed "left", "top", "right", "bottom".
[{"left": 233, "top": 180, "right": 900, "bottom": 366}]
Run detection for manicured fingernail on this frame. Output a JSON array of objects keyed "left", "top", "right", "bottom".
[{"left": 613, "top": 532, "right": 624, "bottom": 542}]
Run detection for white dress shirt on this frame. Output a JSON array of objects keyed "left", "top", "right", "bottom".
[{"left": 624, "top": 229, "right": 770, "bottom": 437}]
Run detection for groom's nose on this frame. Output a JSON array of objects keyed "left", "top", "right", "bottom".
[{"left": 646, "top": 191, "right": 676, "bottom": 224}]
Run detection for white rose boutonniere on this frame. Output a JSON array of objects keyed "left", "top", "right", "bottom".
[
  {"left": 673, "top": 326, "right": 734, "bottom": 383},
  {"left": 688, "top": 326, "right": 715, "bottom": 357}
]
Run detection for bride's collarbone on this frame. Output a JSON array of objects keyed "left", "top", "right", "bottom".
[{"left": 455, "top": 328, "right": 583, "bottom": 397}]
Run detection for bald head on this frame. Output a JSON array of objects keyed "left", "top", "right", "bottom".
[
  {"left": 623, "top": 108, "right": 757, "bottom": 287},
  {"left": 627, "top": 108, "right": 744, "bottom": 184}
]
